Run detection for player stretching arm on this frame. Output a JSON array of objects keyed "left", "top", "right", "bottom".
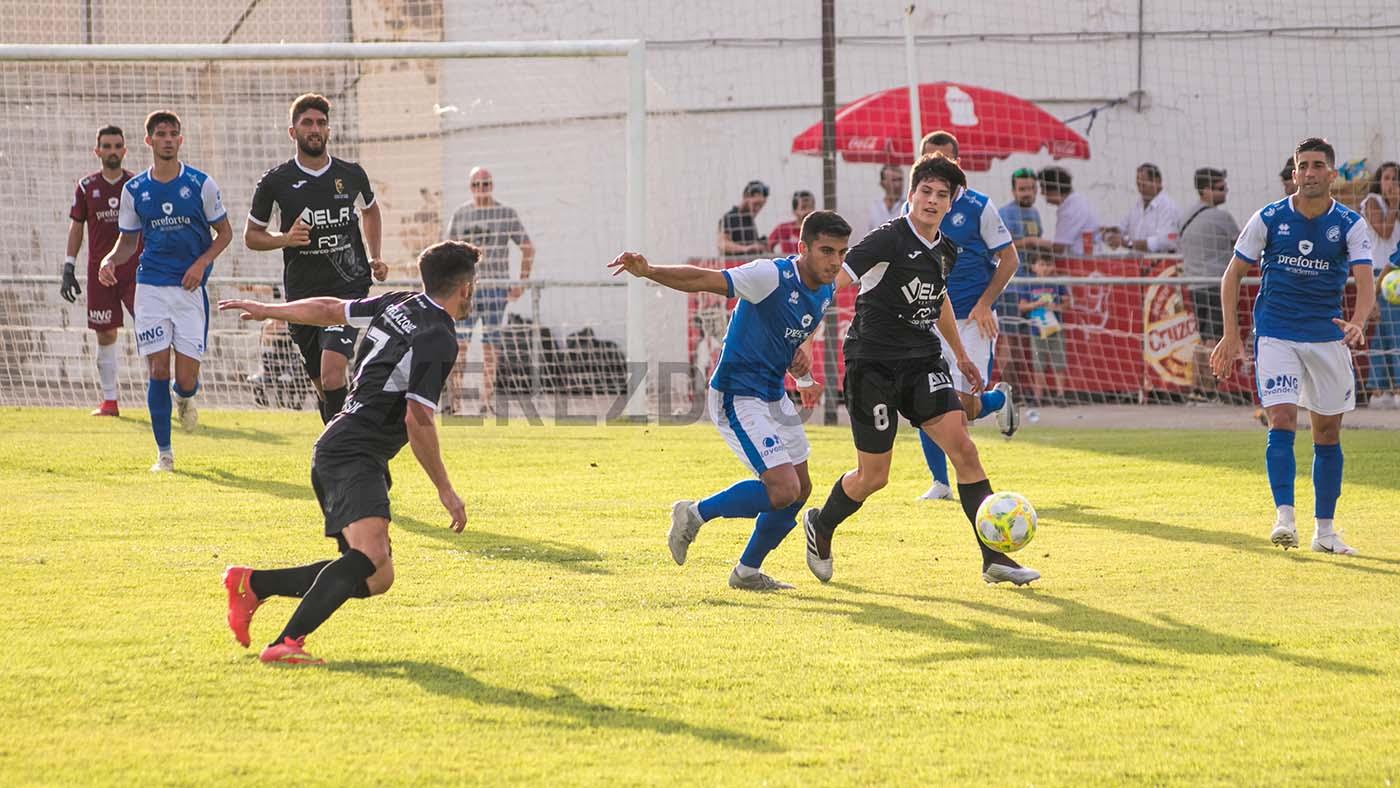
[{"left": 217, "top": 240, "right": 479, "bottom": 665}]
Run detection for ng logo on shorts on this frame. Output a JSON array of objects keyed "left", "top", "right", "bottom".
[
  {"left": 88, "top": 309, "right": 112, "bottom": 323},
  {"left": 1262, "top": 374, "right": 1298, "bottom": 393},
  {"left": 137, "top": 325, "right": 165, "bottom": 344}
]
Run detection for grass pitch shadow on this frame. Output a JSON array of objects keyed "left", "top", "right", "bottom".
[
  {"left": 395, "top": 514, "right": 609, "bottom": 575},
  {"left": 328, "top": 659, "right": 779, "bottom": 752},
  {"left": 814, "top": 584, "right": 1376, "bottom": 676},
  {"left": 1039, "top": 502, "right": 1400, "bottom": 574}
]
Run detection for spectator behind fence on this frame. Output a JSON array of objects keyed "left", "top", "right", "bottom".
[
  {"left": 1000, "top": 167, "right": 1054, "bottom": 261},
  {"left": 717, "top": 180, "right": 770, "bottom": 256},
  {"left": 768, "top": 190, "right": 816, "bottom": 256},
  {"left": 1104, "top": 162, "right": 1182, "bottom": 253},
  {"left": 865, "top": 163, "right": 904, "bottom": 238},
  {"left": 1016, "top": 251, "right": 1072, "bottom": 405},
  {"left": 1178, "top": 167, "right": 1240, "bottom": 344},
  {"left": 1038, "top": 165, "right": 1100, "bottom": 258},
  {"left": 446, "top": 165, "right": 535, "bottom": 415},
  {"left": 1281, "top": 157, "right": 1297, "bottom": 196},
  {"left": 1360, "top": 161, "right": 1400, "bottom": 407}
]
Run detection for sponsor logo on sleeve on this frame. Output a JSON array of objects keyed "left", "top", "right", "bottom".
[{"left": 1326, "top": 225, "right": 1341, "bottom": 242}]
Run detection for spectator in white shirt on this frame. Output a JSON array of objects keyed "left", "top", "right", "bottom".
[
  {"left": 1038, "top": 165, "right": 1100, "bottom": 257},
  {"left": 1104, "top": 162, "right": 1182, "bottom": 253},
  {"left": 865, "top": 163, "right": 904, "bottom": 237}
]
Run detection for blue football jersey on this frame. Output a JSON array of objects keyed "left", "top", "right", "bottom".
[
  {"left": 902, "top": 188, "right": 1013, "bottom": 318},
  {"left": 1234, "top": 197, "right": 1372, "bottom": 342},
  {"left": 710, "top": 256, "right": 833, "bottom": 401},
  {"left": 118, "top": 164, "right": 226, "bottom": 287}
]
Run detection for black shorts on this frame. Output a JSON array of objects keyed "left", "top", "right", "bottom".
[
  {"left": 845, "top": 355, "right": 963, "bottom": 454},
  {"left": 1191, "top": 287, "right": 1225, "bottom": 343},
  {"left": 288, "top": 322, "right": 361, "bottom": 380},
  {"left": 310, "top": 451, "right": 393, "bottom": 548}
]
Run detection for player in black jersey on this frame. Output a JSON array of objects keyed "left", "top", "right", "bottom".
[
  {"left": 801, "top": 154, "right": 1041, "bottom": 587},
  {"left": 245, "top": 93, "right": 389, "bottom": 423},
  {"left": 216, "top": 240, "right": 479, "bottom": 665}
]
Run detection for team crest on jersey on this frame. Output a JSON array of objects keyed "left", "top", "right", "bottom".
[
  {"left": 801, "top": 314, "right": 814, "bottom": 328},
  {"left": 1326, "top": 225, "right": 1341, "bottom": 242},
  {"left": 179, "top": 185, "right": 191, "bottom": 199},
  {"left": 335, "top": 178, "right": 345, "bottom": 194},
  {"left": 788, "top": 291, "right": 800, "bottom": 305},
  {"left": 161, "top": 202, "right": 174, "bottom": 216},
  {"left": 1298, "top": 240, "right": 1313, "bottom": 255},
  {"left": 1277, "top": 223, "right": 1290, "bottom": 236},
  {"left": 949, "top": 212, "right": 966, "bottom": 227},
  {"left": 107, "top": 197, "right": 119, "bottom": 209}
]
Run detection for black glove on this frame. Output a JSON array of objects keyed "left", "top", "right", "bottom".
[{"left": 60, "top": 261, "right": 82, "bottom": 303}]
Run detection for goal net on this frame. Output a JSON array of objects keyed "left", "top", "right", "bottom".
[{"left": 0, "top": 39, "right": 646, "bottom": 415}]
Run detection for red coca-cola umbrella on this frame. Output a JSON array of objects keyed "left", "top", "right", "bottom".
[{"left": 791, "top": 82, "right": 1090, "bottom": 171}]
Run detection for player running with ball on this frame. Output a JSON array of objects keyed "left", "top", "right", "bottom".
[
  {"left": 803, "top": 154, "right": 1040, "bottom": 587},
  {"left": 1211, "top": 137, "right": 1374, "bottom": 555},
  {"left": 609, "top": 211, "right": 851, "bottom": 591}
]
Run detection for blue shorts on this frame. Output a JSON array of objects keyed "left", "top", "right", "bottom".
[{"left": 458, "top": 287, "right": 509, "bottom": 347}]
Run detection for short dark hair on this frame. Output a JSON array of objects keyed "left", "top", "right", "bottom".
[
  {"left": 799, "top": 210, "right": 852, "bottom": 244},
  {"left": 95, "top": 125, "right": 124, "bottom": 144},
  {"left": 290, "top": 93, "right": 331, "bottom": 124},
  {"left": 1010, "top": 167, "right": 1037, "bottom": 186},
  {"left": 743, "top": 180, "right": 769, "bottom": 197},
  {"left": 1369, "top": 162, "right": 1400, "bottom": 195},
  {"left": 144, "top": 110, "right": 181, "bottom": 136},
  {"left": 880, "top": 163, "right": 903, "bottom": 181},
  {"left": 1280, "top": 158, "right": 1295, "bottom": 180},
  {"left": 791, "top": 189, "right": 815, "bottom": 210},
  {"left": 419, "top": 240, "right": 479, "bottom": 297},
  {"left": 1038, "top": 165, "right": 1073, "bottom": 193},
  {"left": 909, "top": 153, "right": 966, "bottom": 197},
  {"left": 1137, "top": 162, "right": 1162, "bottom": 181},
  {"left": 1295, "top": 137, "right": 1335, "bottom": 167},
  {"left": 920, "top": 129, "right": 959, "bottom": 158},
  {"left": 1194, "top": 167, "right": 1226, "bottom": 192}
]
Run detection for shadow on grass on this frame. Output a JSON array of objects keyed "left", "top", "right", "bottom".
[
  {"left": 814, "top": 584, "right": 1376, "bottom": 676},
  {"left": 183, "top": 467, "right": 312, "bottom": 503},
  {"left": 328, "top": 659, "right": 779, "bottom": 752},
  {"left": 395, "top": 514, "right": 609, "bottom": 575},
  {"left": 1041, "top": 502, "right": 1400, "bottom": 573},
  {"left": 189, "top": 421, "right": 297, "bottom": 445}
]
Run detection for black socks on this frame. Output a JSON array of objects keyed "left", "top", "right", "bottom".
[
  {"left": 816, "top": 474, "right": 863, "bottom": 537},
  {"left": 272, "top": 549, "right": 377, "bottom": 645},
  {"left": 320, "top": 387, "right": 348, "bottom": 424},
  {"left": 958, "top": 479, "right": 1015, "bottom": 568}
]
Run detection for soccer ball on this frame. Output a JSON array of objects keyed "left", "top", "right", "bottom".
[
  {"left": 975, "top": 492, "right": 1038, "bottom": 553},
  {"left": 1382, "top": 269, "right": 1400, "bottom": 306}
]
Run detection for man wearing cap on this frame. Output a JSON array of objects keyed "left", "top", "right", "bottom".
[{"left": 717, "top": 181, "right": 770, "bottom": 256}]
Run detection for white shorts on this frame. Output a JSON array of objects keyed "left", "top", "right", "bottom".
[
  {"left": 707, "top": 387, "right": 811, "bottom": 476},
  {"left": 134, "top": 283, "right": 209, "bottom": 360},
  {"left": 938, "top": 316, "right": 997, "bottom": 393},
  {"left": 1254, "top": 336, "right": 1355, "bottom": 415}
]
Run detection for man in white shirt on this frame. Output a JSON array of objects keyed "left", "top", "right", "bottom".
[
  {"left": 1038, "top": 166, "right": 1100, "bottom": 257},
  {"left": 1105, "top": 163, "right": 1182, "bottom": 253},
  {"left": 865, "top": 164, "right": 904, "bottom": 238}
]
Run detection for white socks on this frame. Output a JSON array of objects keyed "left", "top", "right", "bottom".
[
  {"left": 1275, "top": 504, "right": 1295, "bottom": 526},
  {"left": 734, "top": 563, "right": 761, "bottom": 578},
  {"left": 1315, "top": 518, "right": 1334, "bottom": 537},
  {"left": 96, "top": 342, "right": 118, "bottom": 400}
]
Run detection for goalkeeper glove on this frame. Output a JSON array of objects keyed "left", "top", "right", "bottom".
[{"left": 60, "top": 257, "right": 81, "bottom": 303}]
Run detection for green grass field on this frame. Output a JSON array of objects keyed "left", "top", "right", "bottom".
[{"left": 2, "top": 408, "right": 1398, "bottom": 785}]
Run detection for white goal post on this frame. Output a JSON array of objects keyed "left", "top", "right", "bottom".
[{"left": 0, "top": 39, "right": 649, "bottom": 417}]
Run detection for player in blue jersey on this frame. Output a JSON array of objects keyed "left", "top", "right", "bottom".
[
  {"left": 1211, "top": 137, "right": 1375, "bottom": 555},
  {"left": 913, "top": 131, "right": 1020, "bottom": 502},
  {"left": 98, "top": 111, "right": 232, "bottom": 472},
  {"left": 608, "top": 211, "right": 851, "bottom": 590}
]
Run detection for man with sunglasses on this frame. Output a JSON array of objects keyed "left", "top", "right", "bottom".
[{"left": 446, "top": 166, "right": 535, "bottom": 415}]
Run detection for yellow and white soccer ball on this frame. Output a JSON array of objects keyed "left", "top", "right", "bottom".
[
  {"left": 975, "top": 492, "right": 1038, "bottom": 553},
  {"left": 1381, "top": 269, "right": 1400, "bottom": 306}
]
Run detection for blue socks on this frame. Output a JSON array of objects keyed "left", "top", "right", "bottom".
[
  {"left": 1265, "top": 429, "right": 1295, "bottom": 507},
  {"left": 147, "top": 378, "right": 172, "bottom": 452},
  {"left": 697, "top": 479, "right": 774, "bottom": 521},
  {"left": 918, "top": 431, "right": 949, "bottom": 485},
  {"left": 1312, "top": 443, "right": 1343, "bottom": 520},
  {"left": 739, "top": 500, "right": 804, "bottom": 569},
  {"left": 978, "top": 389, "right": 1006, "bottom": 416}
]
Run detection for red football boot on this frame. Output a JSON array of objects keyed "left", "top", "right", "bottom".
[
  {"left": 222, "top": 566, "right": 262, "bottom": 648},
  {"left": 259, "top": 636, "right": 324, "bottom": 665},
  {"left": 91, "top": 400, "right": 119, "bottom": 417}
]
